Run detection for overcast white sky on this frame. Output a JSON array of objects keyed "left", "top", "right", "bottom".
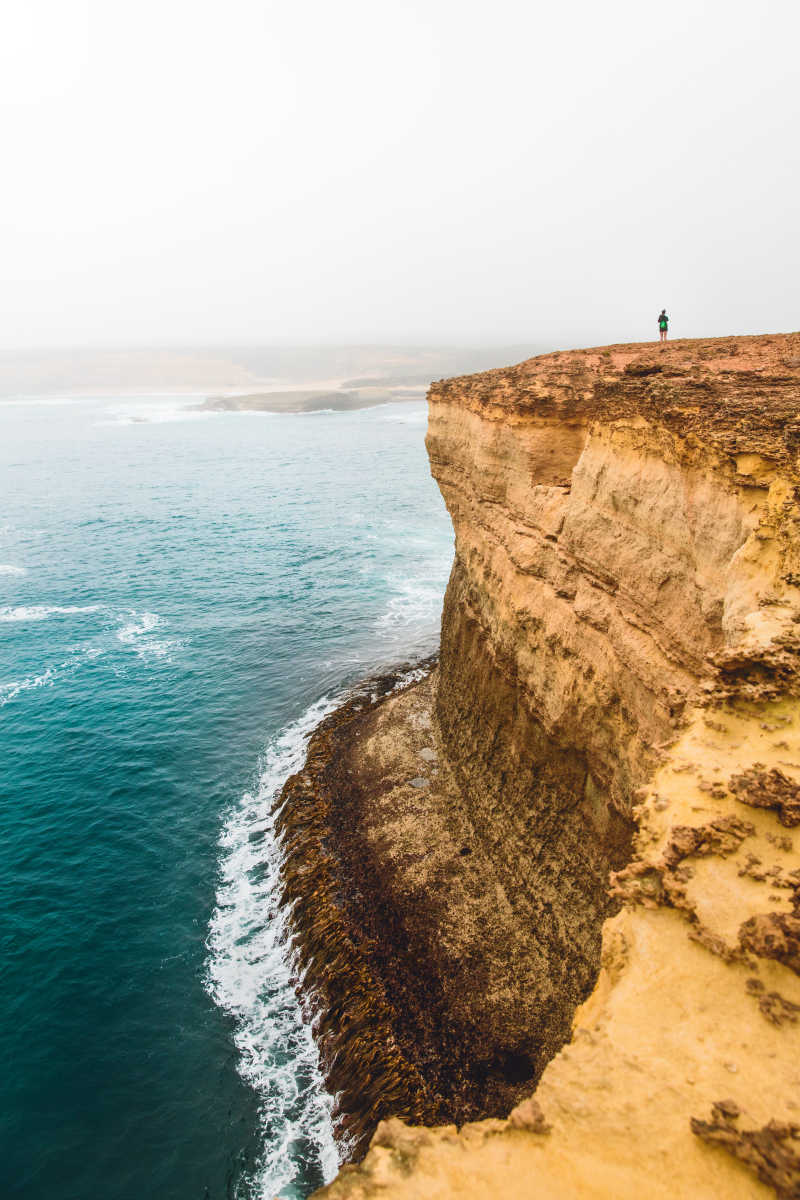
[{"left": 1, "top": 1, "right": 798, "bottom": 351}]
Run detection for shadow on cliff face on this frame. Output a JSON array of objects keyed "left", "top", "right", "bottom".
[{"left": 434, "top": 562, "right": 636, "bottom": 1082}]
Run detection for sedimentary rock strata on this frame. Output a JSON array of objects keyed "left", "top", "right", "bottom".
[{"left": 277, "top": 333, "right": 800, "bottom": 1197}]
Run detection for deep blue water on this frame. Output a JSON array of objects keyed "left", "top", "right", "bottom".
[{"left": 0, "top": 394, "right": 453, "bottom": 1200}]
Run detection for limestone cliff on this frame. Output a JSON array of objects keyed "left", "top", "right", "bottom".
[{"left": 278, "top": 333, "right": 800, "bottom": 1197}]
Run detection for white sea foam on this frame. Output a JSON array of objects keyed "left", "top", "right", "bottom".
[
  {"left": 0, "top": 604, "right": 99, "bottom": 622},
  {"left": 375, "top": 549, "right": 453, "bottom": 647},
  {"left": 0, "top": 602, "right": 180, "bottom": 705},
  {"left": 376, "top": 577, "right": 443, "bottom": 630},
  {"left": 116, "top": 610, "right": 182, "bottom": 662},
  {"left": 0, "top": 664, "right": 60, "bottom": 705},
  {"left": 206, "top": 697, "right": 343, "bottom": 1199},
  {"left": 116, "top": 610, "right": 161, "bottom": 642},
  {"left": 97, "top": 399, "right": 219, "bottom": 427},
  {"left": 0, "top": 600, "right": 183, "bottom": 662},
  {"left": 0, "top": 647, "right": 104, "bottom": 707},
  {"left": 0, "top": 564, "right": 27, "bottom": 576},
  {"left": 379, "top": 406, "right": 428, "bottom": 425}
]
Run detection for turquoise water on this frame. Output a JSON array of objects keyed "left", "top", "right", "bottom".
[{"left": 0, "top": 394, "right": 453, "bottom": 1200}]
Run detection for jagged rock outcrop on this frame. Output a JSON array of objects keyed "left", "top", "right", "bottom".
[{"left": 278, "top": 333, "right": 800, "bottom": 1197}]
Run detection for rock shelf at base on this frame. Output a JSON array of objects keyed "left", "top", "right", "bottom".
[{"left": 277, "top": 659, "right": 630, "bottom": 1157}]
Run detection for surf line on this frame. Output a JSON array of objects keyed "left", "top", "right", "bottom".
[{"left": 205, "top": 695, "right": 343, "bottom": 1198}]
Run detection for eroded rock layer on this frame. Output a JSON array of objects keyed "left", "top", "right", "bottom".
[{"left": 278, "top": 333, "right": 800, "bottom": 1196}]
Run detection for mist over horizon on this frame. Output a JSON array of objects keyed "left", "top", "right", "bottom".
[
  {"left": 0, "top": 341, "right": 555, "bottom": 398},
  {"left": 1, "top": 1, "right": 798, "bottom": 355}
]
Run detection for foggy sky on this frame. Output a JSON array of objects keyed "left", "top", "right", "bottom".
[{"left": 1, "top": 1, "right": 798, "bottom": 351}]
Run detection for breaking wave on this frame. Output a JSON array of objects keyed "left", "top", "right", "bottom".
[
  {"left": 0, "top": 604, "right": 100, "bottom": 622},
  {"left": 205, "top": 697, "right": 343, "bottom": 1199}
]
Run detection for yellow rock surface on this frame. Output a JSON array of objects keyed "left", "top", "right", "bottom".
[{"left": 310, "top": 335, "right": 800, "bottom": 1198}]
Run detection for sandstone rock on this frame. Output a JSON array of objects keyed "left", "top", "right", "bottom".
[
  {"left": 508, "top": 1097, "right": 550, "bottom": 1133},
  {"left": 296, "top": 334, "right": 800, "bottom": 1198}
]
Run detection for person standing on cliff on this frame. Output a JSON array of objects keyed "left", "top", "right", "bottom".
[{"left": 658, "top": 309, "right": 669, "bottom": 342}]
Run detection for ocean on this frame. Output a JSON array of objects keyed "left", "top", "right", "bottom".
[{"left": 0, "top": 394, "right": 454, "bottom": 1200}]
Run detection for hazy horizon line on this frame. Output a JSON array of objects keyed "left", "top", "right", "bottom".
[{"left": 2, "top": 327, "right": 798, "bottom": 357}]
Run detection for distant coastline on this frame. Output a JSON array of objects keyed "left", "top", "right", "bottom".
[
  {"left": 193, "top": 385, "right": 425, "bottom": 414},
  {"left": 0, "top": 344, "right": 545, "bottom": 401}
]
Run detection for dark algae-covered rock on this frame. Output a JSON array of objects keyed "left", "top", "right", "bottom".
[{"left": 276, "top": 667, "right": 439, "bottom": 1156}]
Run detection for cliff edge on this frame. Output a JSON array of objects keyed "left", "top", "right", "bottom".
[{"left": 280, "top": 333, "right": 800, "bottom": 1198}]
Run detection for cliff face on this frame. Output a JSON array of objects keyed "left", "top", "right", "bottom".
[
  {"left": 426, "top": 338, "right": 800, "bottom": 1085},
  {"left": 430, "top": 334, "right": 800, "bottom": 815},
  {"left": 283, "top": 333, "right": 800, "bottom": 1197}
]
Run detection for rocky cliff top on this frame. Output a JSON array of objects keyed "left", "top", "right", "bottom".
[{"left": 432, "top": 332, "right": 800, "bottom": 468}]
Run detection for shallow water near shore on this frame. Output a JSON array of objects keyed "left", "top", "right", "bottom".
[{"left": 0, "top": 395, "right": 453, "bottom": 1199}]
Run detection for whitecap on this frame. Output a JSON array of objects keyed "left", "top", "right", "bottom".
[
  {"left": 116, "top": 610, "right": 161, "bottom": 643},
  {"left": 0, "top": 604, "right": 99, "bottom": 623},
  {"left": 0, "top": 646, "right": 104, "bottom": 707},
  {"left": 205, "top": 696, "right": 343, "bottom": 1199},
  {"left": 0, "top": 664, "right": 59, "bottom": 705},
  {"left": 116, "top": 610, "right": 182, "bottom": 662},
  {"left": 0, "top": 564, "right": 27, "bottom": 576}
]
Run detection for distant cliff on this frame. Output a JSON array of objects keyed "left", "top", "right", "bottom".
[{"left": 278, "top": 333, "right": 800, "bottom": 1198}]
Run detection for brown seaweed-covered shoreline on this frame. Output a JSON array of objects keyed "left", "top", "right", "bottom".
[{"left": 275, "top": 660, "right": 441, "bottom": 1156}]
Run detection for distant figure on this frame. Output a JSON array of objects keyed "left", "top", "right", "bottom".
[{"left": 658, "top": 309, "right": 669, "bottom": 342}]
